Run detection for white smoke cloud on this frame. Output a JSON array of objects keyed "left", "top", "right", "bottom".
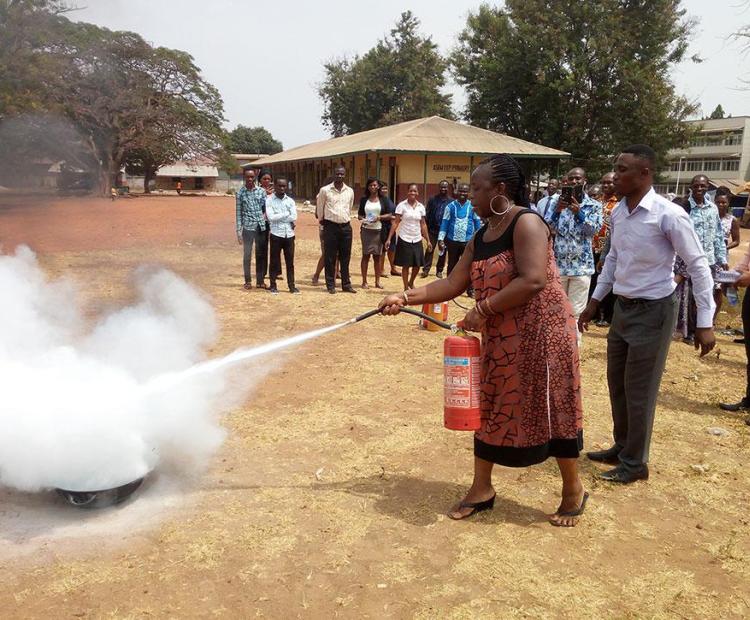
[{"left": 0, "top": 247, "right": 242, "bottom": 493}]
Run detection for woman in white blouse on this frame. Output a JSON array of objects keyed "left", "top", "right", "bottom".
[{"left": 386, "top": 183, "right": 432, "bottom": 291}]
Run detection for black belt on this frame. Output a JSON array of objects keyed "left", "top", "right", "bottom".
[
  {"left": 618, "top": 293, "right": 674, "bottom": 307},
  {"left": 323, "top": 220, "right": 350, "bottom": 226}
]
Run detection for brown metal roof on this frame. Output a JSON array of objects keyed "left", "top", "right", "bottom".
[{"left": 248, "top": 116, "right": 569, "bottom": 167}]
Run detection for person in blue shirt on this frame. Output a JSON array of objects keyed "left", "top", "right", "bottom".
[
  {"left": 265, "top": 177, "right": 299, "bottom": 295},
  {"left": 421, "top": 180, "right": 452, "bottom": 278},
  {"left": 437, "top": 183, "right": 483, "bottom": 277},
  {"left": 544, "top": 167, "right": 603, "bottom": 343}
]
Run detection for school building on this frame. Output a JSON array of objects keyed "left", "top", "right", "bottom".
[{"left": 246, "top": 116, "right": 569, "bottom": 202}]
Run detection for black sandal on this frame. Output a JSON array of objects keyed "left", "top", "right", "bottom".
[
  {"left": 448, "top": 494, "right": 496, "bottom": 520},
  {"left": 549, "top": 491, "right": 589, "bottom": 527}
]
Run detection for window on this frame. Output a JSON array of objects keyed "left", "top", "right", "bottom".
[
  {"left": 685, "top": 160, "right": 703, "bottom": 171},
  {"left": 722, "top": 159, "right": 740, "bottom": 171},
  {"left": 725, "top": 132, "right": 743, "bottom": 146},
  {"left": 703, "top": 160, "right": 721, "bottom": 171}
]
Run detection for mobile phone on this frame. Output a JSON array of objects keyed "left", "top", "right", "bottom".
[{"left": 561, "top": 186, "right": 573, "bottom": 202}]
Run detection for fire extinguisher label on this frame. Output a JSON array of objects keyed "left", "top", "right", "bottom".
[{"left": 444, "top": 356, "right": 481, "bottom": 409}]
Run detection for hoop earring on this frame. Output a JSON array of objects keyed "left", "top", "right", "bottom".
[{"left": 490, "top": 194, "right": 511, "bottom": 216}]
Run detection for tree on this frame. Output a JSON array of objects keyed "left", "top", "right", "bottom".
[
  {"left": 0, "top": 1, "right": 225, "bottom": 194},
  {"left": 227, "top": 125, "right": 282, "bottom": 154},
  {"left": 708, "top": 104, "right": 725, "bottom": 119},
  {"left": 318, "top": 11, "right": 453, "bottom": 136},
  {"left": 451, "top": 1, "right": 697, "bottom": 175}
]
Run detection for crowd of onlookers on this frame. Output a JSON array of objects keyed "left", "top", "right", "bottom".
[{"left": 236, "top": 161, "right": 750, "bottom": 426}]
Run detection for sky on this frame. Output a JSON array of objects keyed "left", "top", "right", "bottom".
[{"left": 72, "top": 0, "right": 750, "bottom": 151}]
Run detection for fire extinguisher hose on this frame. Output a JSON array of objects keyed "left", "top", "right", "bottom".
[{"left": 351, "top": 306, "right": 454, "bottom": 331}]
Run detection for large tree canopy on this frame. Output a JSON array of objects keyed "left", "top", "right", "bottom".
[
  {"left": 451, "top": 0, "right": 697, "bottom": 174},
  {"left": 318, "top": 11, "right": 453, "bottom": 137},
  {"left": 0, "top": 0, "right": 226, "bottom": 193},
  {"left": 227, "top": 125, "right": 282, "bottom": 155}
]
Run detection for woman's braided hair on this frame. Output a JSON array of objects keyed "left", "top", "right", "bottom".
[{"left": 479, "top": 154, "right": 529, "bottom": 208}]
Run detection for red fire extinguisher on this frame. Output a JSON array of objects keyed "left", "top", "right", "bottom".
[
  {"left": 353, "top": 307, "right": 482, "bottom": 431},
  {"left": 443, "top": 333, "right": 482, "bottom": 431}
]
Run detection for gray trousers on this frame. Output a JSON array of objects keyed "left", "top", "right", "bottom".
[
  {"left": 242, "top": 227, "right": 264, "bottom": 284},
  {"left": 606, "top": 293, "right": 678, "bottom": 470}
]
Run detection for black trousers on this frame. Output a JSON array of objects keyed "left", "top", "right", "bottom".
[
  {"left": 743, "top": 290, "right": 750, "bottom": 400},
  {"left": 607, "top": 294, "right": 678, "bottom": 469},
  {"left": 445, "top": 239, "right": 467, "bottom": 275},
  {"left": 422, "top": 230, "right": 446, "bottom": 274},
  {"left": 590, "top": 253, "right": 615, "bottom": 322},
  {"left": 270, "top": 234, "right": 295, "bottom": 289},
  {"left": 256, "top": 227, "right": 269, "bottom": 284},
  {"left": 323, "top": 220, "right": 352, "bottom": 289}
]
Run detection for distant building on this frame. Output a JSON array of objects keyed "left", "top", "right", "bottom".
[
  {"left": 658, "top": 116, "right": 750, "bottom": 196},
  {"left": 246, "top": 116, "right": 569, "bottom": 203},
  {"left": 123, "top": 154, "right": 266, "bottom": 193}
]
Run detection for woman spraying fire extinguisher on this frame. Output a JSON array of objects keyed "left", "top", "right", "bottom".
[{"left": 379, "top": 154, "right": 587, "bottom": 527}]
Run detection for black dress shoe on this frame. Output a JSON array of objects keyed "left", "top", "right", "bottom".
[
  {"left": 327, "top": 287, "right": 336, "bottom": 295},
  {"left": 586, "top": 446, "right": 621, "bottom": 464},
  {"left": 342, "top": 286, "right": 357, "bottom": 293},
  {"left": 599, "top": 464, "right": 649, "bottom": 484},
  {"left": 719, "top": 398, "right": 750, "bottom": 412}
]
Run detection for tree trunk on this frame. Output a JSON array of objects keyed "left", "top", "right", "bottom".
[
  {"left": 99, "top": 156, "right": 117, "bottom": 196},
  {"left": 143, "top": 164, "right": 157, "bottom": 194}
]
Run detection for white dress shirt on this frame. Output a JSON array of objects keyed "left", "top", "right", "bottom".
[
  {"left": 395, "top": 200, "right": 426, "bottom": 243},
  {"left": 593, "top": 188, "right": 715, "bottom": 328},
  {"left": 265, "top": 193, "right": 297, "bottom": 238}
]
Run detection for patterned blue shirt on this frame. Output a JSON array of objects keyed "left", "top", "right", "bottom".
[
  {"left": 438, "top": 200, "right": 483, "bottom": 242},
  {"left": 236, "top": 185, "right": 267, "bottom": 235},
  {"left": 687, "top": 196, "right": 727, "bottom": 266},
  {"left": 544, "top": 192, "right": 603, "bottom": 276}
]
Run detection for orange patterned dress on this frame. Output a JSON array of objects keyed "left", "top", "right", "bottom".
[{"left": 470, "top": 210, "right": 583, "bottom": 466}]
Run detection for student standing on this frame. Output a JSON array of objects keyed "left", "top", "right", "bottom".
[
  {"left": 265, "top": 177, "right": 299, "bottom": 295},
  {"left": 358, "top": 177, "right": 386, "bottom": 289},
  {"left": 580, "top": 145, "right": 715, "bottom": 484},
  {"left": 378, "top": 182, "right": 399, "bottom": 277},
  {"left": 235, "top": 169, "right": 268, "bottom": 290},
  {"left": 422, "top": 180, "right": 452, "bottom": 278},
  {"left": 438, "top": 182, "right": 483, "bottom": 276},
  {"left": 317, "top": 165, "right": 356, "bottom": 294},
  {"left": 673, "top": 175, "right": 727, "bottom": 342},
  {"left": 256, "top": 171, "right": 275, "bottom": 287},
  {"left": 386, "top": 184, "right": 432, "bottom": 291},
  {"left": 590, "top": 172, "right": 618, "bottom": 326}
]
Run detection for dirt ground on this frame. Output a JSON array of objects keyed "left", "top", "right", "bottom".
[{"left": 0, "top": 193, "right": 749, "bottom": 619}]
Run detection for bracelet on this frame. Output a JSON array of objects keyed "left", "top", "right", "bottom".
[
  {"left": 402, "top": 290, "right": 409, "bottom": 305},
  {"left": 483, "top": 299, "right": 496, "bottom": 316},
  {"left": 475, "top": 302, "right": 487, "bottom": 318}
]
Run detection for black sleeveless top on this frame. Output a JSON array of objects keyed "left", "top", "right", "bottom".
[{"left": 473, "top": 209, "right": 547, "bottom": 261}]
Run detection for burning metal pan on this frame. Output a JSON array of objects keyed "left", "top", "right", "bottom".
[{"left": 56, "top": 477, "right": 145, "bottom": 509}]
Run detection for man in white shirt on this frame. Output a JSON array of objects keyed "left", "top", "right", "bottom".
[
  {"left": 316, "top": 165, "right": 356, "bottom": 294},
  {"left": 534, "top": 178, "right": 559, "bottom": 219},
  {"left": 266, "top": 177, "right": 299, "bottom": 294},
  {"left": 579, "top": 144, "right": 715, "bottom": 484}
]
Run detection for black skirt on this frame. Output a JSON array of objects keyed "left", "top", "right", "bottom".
[{"left": 394, "top": 239, "right": 424, "bottom": 267}]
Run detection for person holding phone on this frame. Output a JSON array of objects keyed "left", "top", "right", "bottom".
[{"left": 544, "top": 167, "right": 603, "bottom": 344}]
